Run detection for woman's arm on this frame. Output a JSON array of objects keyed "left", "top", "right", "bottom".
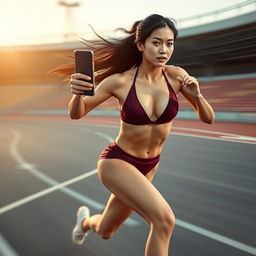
[
  {"left": 68, "top": 73, "right": 120, "bottom": 119},
  {"left": 68, "top": 94, "right": 86, "bottom": 119},
  {"left": 176, "top": 67, "right": 215, "bottom": 124}
]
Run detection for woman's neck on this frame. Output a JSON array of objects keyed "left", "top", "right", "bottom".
[{"left": 138, "top": 61, "right": 163, "bottom": 82}]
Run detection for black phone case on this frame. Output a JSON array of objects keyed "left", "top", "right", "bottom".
[{"left": 74, "top": 50, "right": 95, "bottom": 96}]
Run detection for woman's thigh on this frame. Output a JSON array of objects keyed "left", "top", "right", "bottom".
[
  {"left": 97, "top": 159, "right": 173, "bottom": 223},
  {"left": 97, "top": 163, "right": 159, "bottom": 232}
]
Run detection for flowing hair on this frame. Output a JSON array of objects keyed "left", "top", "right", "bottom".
[{"left": 49, "top": 14, "right": 178, "bottom": 84}]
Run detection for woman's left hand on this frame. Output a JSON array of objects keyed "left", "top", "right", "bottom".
[{"left": 177, "top": 75, "right": 201, "bottom": 98}]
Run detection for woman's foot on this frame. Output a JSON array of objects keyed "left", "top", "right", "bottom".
[{"left": 72, "top": 206, "right": 90, "bottom": 245}]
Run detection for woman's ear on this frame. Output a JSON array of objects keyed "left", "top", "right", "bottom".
[{"left": 137, "top": 42, "right": 144, "bottom": 52}]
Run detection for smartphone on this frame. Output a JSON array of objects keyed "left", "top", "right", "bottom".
[{"left": 74, "top": 49, "right": 95, "bottom": 96}]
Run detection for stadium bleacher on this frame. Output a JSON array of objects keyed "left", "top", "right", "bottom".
[{"left": 0, "top": 5, "right": 255, "bottom": 122}]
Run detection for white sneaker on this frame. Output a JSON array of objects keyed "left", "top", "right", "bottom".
[{"left": 72, "top": 206, "right": 90, "bottom": 245}]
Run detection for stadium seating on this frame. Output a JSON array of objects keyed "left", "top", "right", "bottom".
[{"left": 0, "top": 11, "right": 255, "bottom": 116}]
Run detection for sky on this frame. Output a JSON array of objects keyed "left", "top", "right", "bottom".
[{"left": 0, "top": 0, "right": 251, "bottom": 45}]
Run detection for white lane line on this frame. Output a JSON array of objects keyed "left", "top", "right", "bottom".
[
  {"left": 95, "top": 131, "right": 114, "bottom": 143},
  {"left": 73, "top": 122, "right": 256, "bottom": 144},
  {"left": 0, "top": 233, "right": 19, "bottom": 256},
  {"left": 171, "top": 132, "right": 256, "bottom": 145},
  {"left": 77, "top": 127, "right": 114, "bottom": 143},
  {"left": 0, "top": 167, "right": 138, "bottom": 226},
  {"left": 172, "top": 126, "right": 256, "bottom": 144},
  {"left": 0, "top": 128, "right": 139, "bottom": 226},
  {"left": 0, "top": 169, "right": 97, "bottom": 215},
  {"left": 2, "top": 125, "right": 255, "bottom": 254},
  {"left": 220, "top": 135, "right": 256, "bottom": 142},
  {"left": 176, "top": 219, "right": 256, "bottom": 255},
  {"left": 79, "top": 126, "right": 256, "bottom": 254},
  {"left": 166, "top": 170, "right": 255, "bottom": 195},
  {"left": 174, "top": 126, "right": 250, "bottom": 137}
]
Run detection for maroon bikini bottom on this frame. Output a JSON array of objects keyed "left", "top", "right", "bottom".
[{"left": 99, "top": 142, "right": 160, "bottom": 176}]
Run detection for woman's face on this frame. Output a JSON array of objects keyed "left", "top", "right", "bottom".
[{"left": 138, "top": 26, "right": 175, "bottom": 67}]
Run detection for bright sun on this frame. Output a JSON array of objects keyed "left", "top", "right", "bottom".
[
  {"left": 0, "top": 21, "right": 17, "bottom": 45},
  {"left": 0, "top": 11, "right": 28, "bottom": 46}
]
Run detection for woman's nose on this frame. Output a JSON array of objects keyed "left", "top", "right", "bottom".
[{"left": 160, "top": 45, "right": 167, "bottom": 54}]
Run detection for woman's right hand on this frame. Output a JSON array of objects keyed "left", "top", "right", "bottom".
[{"left": 69, "top": 73, "right": 94, "bottom": 96}]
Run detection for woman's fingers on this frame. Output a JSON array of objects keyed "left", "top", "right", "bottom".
[
  {"left": 179, "top": 75, "right": 198, "bottom": 88},
  {"left": 183, "top": 75, "right": 190, "bottom": 84},
  {"left": 71, "top": 88, "right": 85, "bottom": 95},
  {"left": 70, "top": 83, "right": 92, "bottom": 91},
  {"left": 70, "top": 84, "right": 85, "bottom": 95},
  {"left": 69, "top": 73, "right": 94, "bottom": 95},
  {"left": 177, "top": 76, "right": 182, "bottom": 81},
  {"left": 70, "top": 78, "right": 93, "bottom": 88},
  {"left": 177, "top": 76, "right": 187, "bottom": 87},
  {"left": 178, "top": 75, "right": 188, "bottom": 87},
  {"left": 71, "top": 73, "right": 91, "bottom": 81},
  {"left": 70, "top": 84, "right": 93, "bottom": 96}
]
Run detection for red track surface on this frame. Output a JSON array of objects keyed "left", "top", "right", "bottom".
[
  {"left": 2, "top": 76, "right": 254, "bottom": 113},
  {"left": 2, "top": 114, "right": 255, "bottom": 144}
]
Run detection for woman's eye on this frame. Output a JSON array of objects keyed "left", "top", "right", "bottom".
[
  {"left": 153, "top": 41, "right": 160, "bottom": 46},
  {"left": 168, "top": 43, "right": 173, "bottom": 47}
]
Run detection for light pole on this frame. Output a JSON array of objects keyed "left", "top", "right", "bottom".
[{"left": 58, "top": 1, "right": 81, "bottom": 41}]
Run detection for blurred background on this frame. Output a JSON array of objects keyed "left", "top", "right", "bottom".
[
  {"left": 0, "top": 1, "right": 256, "bottom": 256},
  {"left": 0, "top": 0, "right": 255, "bottom": 121}
]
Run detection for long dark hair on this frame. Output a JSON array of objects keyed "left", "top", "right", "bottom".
[{"left": 49, "top": 14, "right": 178, "bottom": 84}]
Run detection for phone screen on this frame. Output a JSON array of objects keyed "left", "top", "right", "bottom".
[{"left": 74, "top": 50, "right": 95, "bottom": 96}]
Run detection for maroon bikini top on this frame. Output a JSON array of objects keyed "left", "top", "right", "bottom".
[{"left": 120, "top": 67, "right": 179, "bottom": 125}]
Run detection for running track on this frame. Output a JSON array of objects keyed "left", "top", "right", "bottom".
[{"left": 0, "top": 115, "right": 255, "bottom": 256}]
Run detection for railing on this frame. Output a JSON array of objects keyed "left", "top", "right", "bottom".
[{"left": 176, "top": 0, "right": 256, "bottom": 28}]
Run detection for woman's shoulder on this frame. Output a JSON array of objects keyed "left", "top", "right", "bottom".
[
  {"left": 163, "top": 65, "right": 190, "bottom": 93},
  {"left": 95, "top": 68, "right": 136, "bottom": 98},
  {"left": 99, "top": 68, "right": 135, "bottom": 88},
  {"left": 164, "top": 65, "right": 188, "bottom": 78}
]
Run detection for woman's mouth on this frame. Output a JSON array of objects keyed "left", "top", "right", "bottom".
[{"left": 157, "top": 57, "right": 167, "bottom": 62}]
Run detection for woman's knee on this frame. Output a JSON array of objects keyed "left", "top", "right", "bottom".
[
  {"left": 101, "top": 232, "right": 114, "bottom": 240},
  {"left": 97, "top": 225, "right": 115, "bottom": 240},
  {"left": 151, "top": 208, "right": 176, "bottom": 234},
  {"left": 95, "top": 220, "right": 116, "bottom": 240}
]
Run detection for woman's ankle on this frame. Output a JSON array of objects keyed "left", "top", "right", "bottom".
[
  {"left": 82, "top": 218, "right": 90, "bottom": 233},
  {"left": 82, "top": 214, "right": 102, "bottom": 233}
]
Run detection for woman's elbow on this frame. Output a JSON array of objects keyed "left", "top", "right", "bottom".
[
  {"left": 70, "top": 115, "right": 81, "bottom": 120},
  {"left": 202, "top": 114, "right": 215, "bottom": 124},
  {"left": 69, "top": 111, "right": 83, "bottom": 120},
  {"left": 69, "top": 110, "right": 88, "bottom": 119},
  {"left": 204, "top": 119, "right": 214, "bottom": 124}
]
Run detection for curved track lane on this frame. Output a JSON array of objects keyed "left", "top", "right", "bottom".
[{"left": 0, "top": 116, "right": 255, "bottom": 256}]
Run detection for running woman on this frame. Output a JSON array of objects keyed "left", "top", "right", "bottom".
[{"left": 53, "top": 14, "right": 214, "bottom": 256}]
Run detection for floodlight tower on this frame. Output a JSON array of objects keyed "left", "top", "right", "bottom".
[{"left": 58, "top": 1, "right": 81, "bottom": 41}]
